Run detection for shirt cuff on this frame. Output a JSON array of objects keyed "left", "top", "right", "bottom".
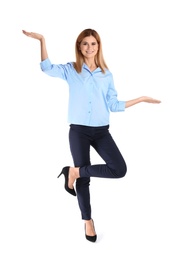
[
  {"left": 40, "top": 58, "right": 51, "bottom": 71},
  {"left": 120, "top": 101, "right": 126, "bottom": 111}
]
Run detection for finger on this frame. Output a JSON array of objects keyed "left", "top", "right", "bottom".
[
  {"left": 148, "top": 97, "right": 161, "bottom": 103},
  {"left": 152, "top": 99, "right": 161, "bottom": 103},
  {"left": 22, "top": 30, "right": 31, "bottom": 36}
]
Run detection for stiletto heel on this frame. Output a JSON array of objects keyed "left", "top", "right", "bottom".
[
  {"left": 85, "top": 219, "right": 97, "bottom": 242},
  {"left": 57, "top": 166, "right": 76, "bottom": 196}
]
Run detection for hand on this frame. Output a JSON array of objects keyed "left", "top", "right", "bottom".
[
  {"left": 140, "top": 96, "right": 161, "bottom": 104},
  {"left": 22, "top": 30, "right": 44, "bottom": 41}
]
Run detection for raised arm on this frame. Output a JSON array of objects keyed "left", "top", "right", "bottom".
[
  {"left": 125, "top": 96, "right": 161, "bottom": 108},
  {"left": 22, "top": 30, "right": 48, "bottom": 61}
]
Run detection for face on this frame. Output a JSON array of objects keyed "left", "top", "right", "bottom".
[{"left": 79, "top": 35, "right": 98, "bottom": 59}]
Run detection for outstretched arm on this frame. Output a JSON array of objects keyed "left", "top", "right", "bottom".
[
  {"left": 22, "top": 30, "right": 48, "bottom": 61},
  {"left": 125, "top": 96, "right": 161, "bottom": 108}
]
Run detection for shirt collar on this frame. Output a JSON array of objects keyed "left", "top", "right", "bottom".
[{"left": 82, "top": 63, "right": 101, "bottom": 73}]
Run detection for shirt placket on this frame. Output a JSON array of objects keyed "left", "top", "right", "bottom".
[{"left": 87, "top": 74, "right": 94, "bottom": 125}]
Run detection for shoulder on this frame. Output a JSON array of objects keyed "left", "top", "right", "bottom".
[
  {"left": 106, "top": 69, "right": 112, "bottom": 74},
  {"left": 60, "top": 62, "right": 76, "bottom": 72},
  {"left": 64, "top": 62, "right": 74, "bottom": 68},
  {"left": 103, "top": 68, "right": 113, "bottom": 79}
]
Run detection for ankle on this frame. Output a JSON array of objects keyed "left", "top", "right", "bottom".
[
  {"left": 72, "top": 167, "right": 80, "bottom": 179},
  {"left": 85, "top": 219, "right": 92, "bottom": 224}
]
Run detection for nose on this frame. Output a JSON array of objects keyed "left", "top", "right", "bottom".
[{"left": 87, "top": 44, "right": 92, "bottom": 49}]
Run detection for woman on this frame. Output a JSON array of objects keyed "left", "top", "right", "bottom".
[{"left": 22, "top": 28, "right": 161, "bottom": 242}]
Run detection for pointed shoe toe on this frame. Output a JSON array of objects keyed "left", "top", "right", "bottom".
[
  {"left": 85, "top": 219, "right": 97, "bottom": 243},
  {"left": 85, "top": 234, "right": 97, "bottom": 243}
]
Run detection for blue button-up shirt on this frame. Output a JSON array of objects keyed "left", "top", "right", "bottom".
[{"left": 40, "top": 58, "right": 125, "bottom": 127}]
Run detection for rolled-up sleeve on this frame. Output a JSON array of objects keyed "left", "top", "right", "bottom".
[
  {"left": 107, "top": 74, "right": 126, "bottom": 112},
  {"left": 40, "top": 58, "right": 68, "bottom": 80}
]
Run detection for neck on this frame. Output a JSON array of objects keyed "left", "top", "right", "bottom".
[{"left": 84, "top": 59, "right": 97, "bottom": 71}]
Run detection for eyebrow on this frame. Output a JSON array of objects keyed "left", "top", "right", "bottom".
[{"left": 82, "top": 41, "right": 97, "bottom": 44}]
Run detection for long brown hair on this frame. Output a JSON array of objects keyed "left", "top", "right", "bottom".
[{"left": 73, "top": 28, "right": 108, "bottom": 74}]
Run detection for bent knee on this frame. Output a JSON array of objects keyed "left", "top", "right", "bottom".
[
  {"left": 114, "top": 164, "right": 127, "bottom": 178},
  {"left": 119, "top": 168, "right": 127, "bottom": 178}
]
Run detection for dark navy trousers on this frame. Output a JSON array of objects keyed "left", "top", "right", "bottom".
[{"left": 69, "top": 124, "right": 127, "bottom": 220}]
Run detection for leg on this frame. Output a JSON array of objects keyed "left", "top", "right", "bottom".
[
  {"left": 80, "top": 127, "right": 127, "bottom": 178},
  {"left": 68, "top": 125, "right": 125, "bottom": 240},
  {"left": 69, "top": 125, "right": 92, "bottom": 220}
]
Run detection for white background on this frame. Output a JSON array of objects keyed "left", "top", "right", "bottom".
[{"left": 0, "top": 0, "right": 184, "bottom": 259}]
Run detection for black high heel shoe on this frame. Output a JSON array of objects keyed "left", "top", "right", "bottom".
[
  {"left": 85, "top": 219, "right": 97, "bottom": 243},
  {"left": 57, "top": 166, "right": 76, "bottom": 196}
]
